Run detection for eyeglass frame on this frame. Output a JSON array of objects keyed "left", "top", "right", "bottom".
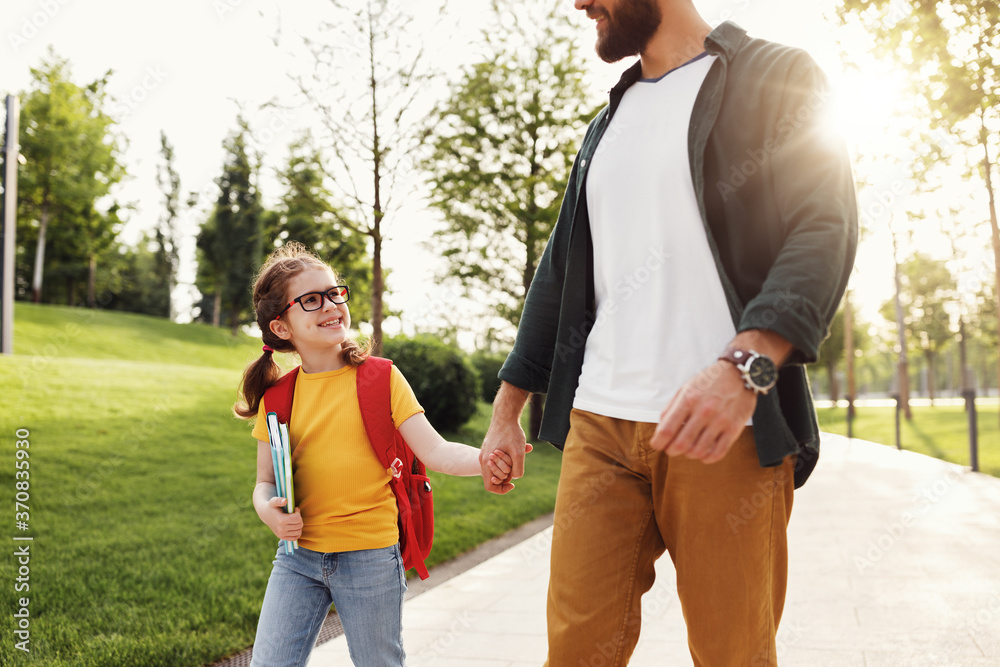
[{"left": 273, "top": 285, "right": 350, "bottom": 321}]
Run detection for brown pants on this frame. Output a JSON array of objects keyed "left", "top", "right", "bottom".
[{"left": 545, "top": 409, "right": 795, "bottom": 667}]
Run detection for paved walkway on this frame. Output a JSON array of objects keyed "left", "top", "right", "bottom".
[{"left": 310, "top": 435, "right": 1000, "bottom": 666}]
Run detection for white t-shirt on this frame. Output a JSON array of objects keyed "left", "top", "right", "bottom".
[{"left": 574, "top": 53, "right": 738, "bottom": 424}]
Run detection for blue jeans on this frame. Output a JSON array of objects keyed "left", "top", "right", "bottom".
[{"left": 250, "top": 543, "right": 407, "bottom": 667}]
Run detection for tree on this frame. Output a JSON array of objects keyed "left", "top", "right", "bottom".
[
  {"left": 818, "top": 298, "right": 869, "bottom": 402},
  {"left": 838, "top": 0, "right": 1000, "bottom": 414},
  {"left": 424, "top": 0, "right": 597, "bottom": 334},
  {"left": 880, "top": 252, "right": 957, "bottom": 404},
  {"left": 154, "top": 131, "right": 181, "bottom": 319},
  {"left": 422, "top": 0, "right": 598, "bottom": 437},
  {"left": 17, "top": 52, "right": 124, "bottom": 304},
  {"left": 290, "top": 0, "right": 440, "bottom": 354},
  {"left": 269, "top": 134, "right": 374, "bottom": 325},
  {"left": 100, "top": 233, "right": 177, "bottom": 316},
  {"left": 195, "top": 119, "right": 263, "bottom": 333}
]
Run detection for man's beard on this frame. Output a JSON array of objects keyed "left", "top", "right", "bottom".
[{"left": 589, "top": 0, "right": 663, "bottom": 63}]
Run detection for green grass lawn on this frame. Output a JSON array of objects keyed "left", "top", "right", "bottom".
[
  {"left": 817, "top": 404, "right": 1000, "bottom": 477},
  {"left": 0, "top": 304, "right": 560, "bottom": 666}
]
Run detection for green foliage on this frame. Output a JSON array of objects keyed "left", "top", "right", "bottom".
[
  {"left": 153, "top": 131, "right": 182, "bottom": 319},
  {"left": 267, "top": 134, "right": 374, "bottom": 324},
  {"left": 422, "top": 0, "right": 598, "bottom": 340},
  {"left": 880, "top": 253, "right": 957, "bottom": 357},
  {"left": 969, "top": 280, "right": 997, "bottom": 346},
  {"left": 97, "top": 237, "right": 181, "bottom": 318},
  {"left": 196, "top": 118, "right": 264, "bottom": 332},
  {"left": 16, "top": 50, "right": 125, "bottom": 304},
  {"left": 837, "top": 0, "right": 998, "bottom": 126},
  {"left": 470, "top": 350, "right": 508, "bottom": 402},
  {"left": 817, "top": 296, "right": 871, "bottom": 399},
  {"left": 382, "top": 335, "right": 480, "bottom": 432}
]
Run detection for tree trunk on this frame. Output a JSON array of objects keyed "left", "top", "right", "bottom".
[
  {"left": 368, "top": 16, "right": 385, "bottom": 357},
  {"left": 844, "top": 291, "right": 856, "bottom": 430},
  {"left": 925, "top": 350, "right": 936, "bottom": 405},
  {"left": 31, "top": 203, "right": 50, "bottom": 303},
  {"left": 168, "top": 275, "right": 176, "bottom": 322},
  {"left": 826, "top": 362, "right": 839, "bottom": 402},
  {"left": 87, "top": 254, "right": 97, "bottom": 308},
  {"left": 891, "top": 221, "right": 912, "bottom": 420},
  {"left": 212, "top": 291, "right": 221, "bottom": 328},
  {"left": 371, "top": 231, "right": 384, "bottom": 355},
  {"left": 958, "top": 317, "right": 969, "bottom": 394},
  {"left": 979, "top": 117, "right": 1000, "bottom": 424}
]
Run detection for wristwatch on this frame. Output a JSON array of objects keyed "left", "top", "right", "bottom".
[{"left": 718, "top": 348, "right": 778, "bottom": 395}]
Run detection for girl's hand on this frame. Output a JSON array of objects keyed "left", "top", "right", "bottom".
[
  {"left": 264, "top": 497, "right": 303, "bottom": 542},
  {"left": 487, "top": 449, "right": 515, "bottom": 486}
]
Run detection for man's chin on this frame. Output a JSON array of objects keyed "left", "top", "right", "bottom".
[{"left": 596, "top": 42, "right": 640, "bottom": 64}]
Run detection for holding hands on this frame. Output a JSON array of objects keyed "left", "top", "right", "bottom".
[{"left": 480, "top": 382, "right": 533, "bottom": 494}]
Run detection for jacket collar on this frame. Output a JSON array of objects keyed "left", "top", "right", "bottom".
[
  {"left": 607, "top": 21, "right": 747, "bottom": 114},
  {"left": 704, "top": 20, "right": 747, "bottom": 59}
]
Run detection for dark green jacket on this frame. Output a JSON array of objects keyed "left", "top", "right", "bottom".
[{"left": 498, "top": 22, "right": 858, "bottom": 488}]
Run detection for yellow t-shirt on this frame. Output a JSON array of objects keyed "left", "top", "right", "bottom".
[{"left": 252, "top": 363, "right": 423, "bottom": 553}]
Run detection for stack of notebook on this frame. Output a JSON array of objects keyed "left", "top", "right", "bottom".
[{"left": 266, "top": 412, "right": 297, "bottom": 555}]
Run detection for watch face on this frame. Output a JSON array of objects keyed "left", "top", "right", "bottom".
[{"left": 748, "top": 356, "right": 777, "bottom": 389}]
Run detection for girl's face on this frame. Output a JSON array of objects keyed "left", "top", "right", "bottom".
[{"left": 269, "top": 267, "right": 352, "bottom": 356}]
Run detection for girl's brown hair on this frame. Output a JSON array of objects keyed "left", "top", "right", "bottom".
[{"left": 233, "top": 242, "right": 372, "bottom": 420}]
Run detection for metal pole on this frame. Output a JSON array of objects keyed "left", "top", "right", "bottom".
[
  {"left": 891, "top": 392, "right": 902, "bottom": 451},
  {"left": 965, "top": 386, "right": 979, "bottom": 472},
  {"left": 1, "top": 95, "right": 20, "bottom": 356},
  {"left": 958, "top": 320, "right": 979, "bottom": 472},
  {"left": 844, "top": 292, "right": 855, "bottom": 439}
]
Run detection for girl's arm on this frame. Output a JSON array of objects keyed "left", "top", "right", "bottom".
[
  {"left": 398, "top": 413, "right": 513, "bottom": 480},
  {"left": 252, "top": 439, "right": 303, "bottom": 542}
]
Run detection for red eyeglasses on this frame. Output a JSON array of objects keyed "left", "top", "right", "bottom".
[{"left": 273, "top": 286, "right": 350, "bottom": 320}]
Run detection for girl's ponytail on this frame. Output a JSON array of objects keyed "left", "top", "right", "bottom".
[
  {"left": 340, "top": 336, "right": 373, "bottom": 367},
  {"left": 234, "top": 345, "right": 285, "bottom": 420}
]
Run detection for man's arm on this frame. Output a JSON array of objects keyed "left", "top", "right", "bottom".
[
  {"left": 479, "top": 381, "right": 532, "bottom": 494},
  {"left": 650, "top": 52, "right": 857, "bottom": 464},
  {"left": 649, "top": 330, "right": 793, "bottom": 463}
]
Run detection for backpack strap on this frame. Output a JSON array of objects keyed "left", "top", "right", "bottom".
[
  {"left": 356, "top": 357, "right": 400, "bottom": 474},
  {"left": 262, "top": 366, "right": 300, "bottom": 425},
  {"left": 357, "top": 357, "right": 431, "bottom": 579}
]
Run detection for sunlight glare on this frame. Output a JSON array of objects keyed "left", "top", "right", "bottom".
[{"left": 828, "top": 67, "right": 906, "bottom": 151}]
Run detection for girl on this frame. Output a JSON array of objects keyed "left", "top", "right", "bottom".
[{"left": 234, "top": 243, "right": 514, "bottom": 667}]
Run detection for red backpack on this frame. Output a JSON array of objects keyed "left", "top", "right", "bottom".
[{"left": 262, "top": 356, "right": 434, "bottom": 579}]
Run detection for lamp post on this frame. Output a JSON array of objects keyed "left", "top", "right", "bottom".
[{"left": 1, "top": 95, "right": 20, "bottom": 355}]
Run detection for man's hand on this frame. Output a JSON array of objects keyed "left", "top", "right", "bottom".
[
  {"left": 480, "top": 382, "right": 533, "bottom": 494},
  {"left": 480, "top": 418, "right": 533, "bottom": 493},
  {"left": 649, "top": 360, "right": 756, "bottom": 464}
]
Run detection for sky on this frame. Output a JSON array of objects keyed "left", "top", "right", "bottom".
[{"left": 2, "top": 0, "right": 976, "bottom": 343}]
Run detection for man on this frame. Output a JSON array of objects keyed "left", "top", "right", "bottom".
[{"left": 479, "top": 0, "right": 857, "bottom": 665}]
